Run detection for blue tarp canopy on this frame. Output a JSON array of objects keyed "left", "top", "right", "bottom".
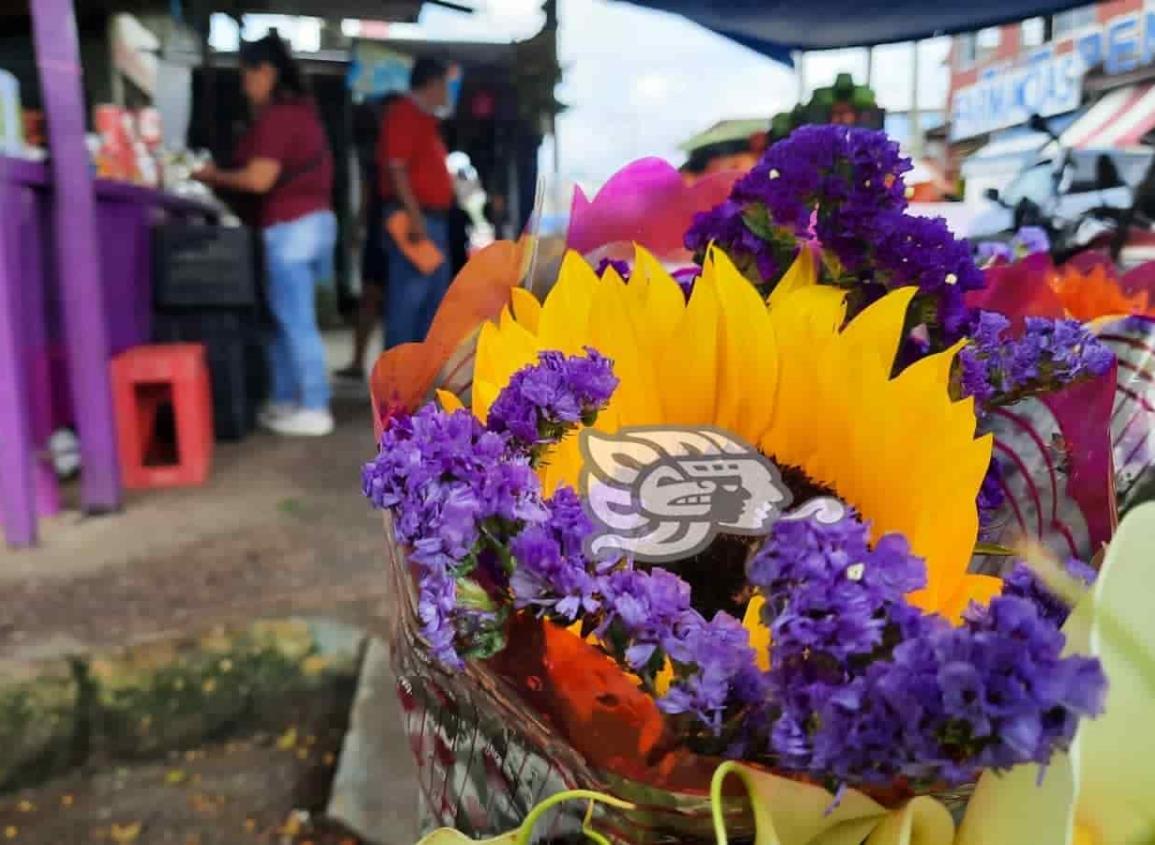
[{"left": 625, "top": 0, "right": 1089, "bottom": 64}]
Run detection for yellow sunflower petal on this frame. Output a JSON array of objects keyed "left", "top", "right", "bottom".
[
  {"left": 658, "top": 270, "right": 720, "bottom": 426},
  {"left": 537, "top": 251, "right": 599, "bottom": 354},
  {"left": 768, "top": 244, "right": 818, "bottom": 308},
  {"left": 436, "top": 389, "right": 465, "bottom": 412},
  {"left": 710, "top": 249, "right": 779, "bottom": 439},
  {"left": 510, "top": 286, "right": 542, "bottom": 333},
  {"left": 632, "top": 245, "right": 688, "bottom": 354}
]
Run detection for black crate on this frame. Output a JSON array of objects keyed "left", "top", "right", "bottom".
[
  {"left": 153, "top": 222, "right": 258, "bottom": 309},
  {"left": 152, "top": 311, "right": 266, "bottom": 441}
]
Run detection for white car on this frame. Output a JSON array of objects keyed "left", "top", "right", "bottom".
[{"left": 965, "top": 148, "right": 1152, "bottom": 243}]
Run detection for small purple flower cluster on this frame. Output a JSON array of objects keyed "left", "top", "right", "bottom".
[
  {"left": 594, "top": 257, "right": 697, "bottom": 300},
  {"left": 975, "top": 228, "right": 1051, "bottom": 267},
  {"left": 595, "top": 257, "right": 632, "bottom": 281},
  {"left": 733, "top": 124, "right": 910, "bottom": 242},
  {"left": 1001, "top": 558, "right": 1097, "bottom": 628},
  {"left": 685, "top": 127, "right": 910, "bottom": 285},
  {"left": 975, "top": 241, "right": 1013, "bottom": 266},
  {"left": 684, "top": 200, "right": 788, "bottom": 284},
  {"left": 1012, "top": 226, "right": 1051, "bottom": 258},
  {"left": 364, "top": 350, "right": 622, "bottom": 665},
  {"left": 977, "top": 459, "right": 1006, "bottom": 530},
  {"left": 671, "top": 266, "right": 700, "bottom": 300},
  {"left": 487, "top": 349, "right": 619, "bottom": 453},
  {"left": 748, "top": 512, "right": 1106, "bottom": 786},
  {"left": 509, "top": 486, "right": 603, "bottom": 622},
  {"left": 837, "top": 596, "right": 1106, "bottom": 785},
  {"left": 685, "top": 125, "right": 983, "bottom": 344},
  {"left": 509, "top": 493, "right": 765, "bottom": 732},
  {"left": 959, "top": 311, "right": 1116, "bottom": 406},
  {"left": 871, "top": 215, "right": 985, "bottom": 341},
  {"left": 362, "top": 405, "right": 545, "bottom": 667}
]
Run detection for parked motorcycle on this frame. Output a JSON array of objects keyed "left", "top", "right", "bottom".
[{"left": 973, "top": 114, "right": 1154, "bottom": 266}]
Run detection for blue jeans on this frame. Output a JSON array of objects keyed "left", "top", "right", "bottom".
[
  {"left": 383, "top": 213, "right": 451, "bottom": 349},
  {"left": 263, "top": 210, "right": 337, "bottom": 410}
]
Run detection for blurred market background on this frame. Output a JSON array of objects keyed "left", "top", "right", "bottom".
[{"left": 1, "top": 0, "right": 1153, "bottom": 841}]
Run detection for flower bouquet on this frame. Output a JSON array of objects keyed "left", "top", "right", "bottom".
[{"left": 364, "top": 126, "right": 1125, "bottom": 844}]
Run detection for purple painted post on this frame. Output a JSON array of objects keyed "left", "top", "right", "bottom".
[
  {"left": 0, "top": 164, "right": 38, "bottom": 547},
  {"left": 30, "top": 0, "right": 121, "bottom": 512}
]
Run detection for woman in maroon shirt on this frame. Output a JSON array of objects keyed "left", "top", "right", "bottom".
[{"left": 196, "top": 35, "right": 336, "bottom": 437}]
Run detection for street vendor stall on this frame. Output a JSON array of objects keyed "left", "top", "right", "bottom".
[{"left": 0, "top": 155, "right": 220, "bottom": 547}]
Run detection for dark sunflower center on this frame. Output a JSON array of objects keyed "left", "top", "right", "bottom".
[{"left": 662, "top": 462, "right": 841, "bottom": 619}]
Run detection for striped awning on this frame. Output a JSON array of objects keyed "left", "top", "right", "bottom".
[{"left": 1061, "top": 84, "right": 1155, "bottom": 149}]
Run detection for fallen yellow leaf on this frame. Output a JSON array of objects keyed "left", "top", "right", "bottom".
[
  {"left": 279, "top": 812, "right": 303, "bottom": 837},
  {"left": 276, "top": 727, "right": 298, "bottom": 751},
  {"left": 110, "top": 822, "right": 142, "bottom": 844}
]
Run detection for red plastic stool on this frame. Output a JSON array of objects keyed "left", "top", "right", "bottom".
[{"left": 110, "top": 344, "right": 214, "bottom": 489}]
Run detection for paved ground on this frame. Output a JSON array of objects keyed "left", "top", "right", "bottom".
[
  {"left": 0, "top": 336, "right": 385, "bottom": 660},
  {"left": 0, "top": 333, "right": 419, "bottom": 844}
]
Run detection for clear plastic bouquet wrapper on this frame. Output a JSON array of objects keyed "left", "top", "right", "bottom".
[{"left": 365, "top": 127, "right": 1139, "bottom": 844}]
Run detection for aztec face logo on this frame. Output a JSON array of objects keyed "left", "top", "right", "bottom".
[{"left": 580, "top": 427, "right": 846, "bottom": 563}]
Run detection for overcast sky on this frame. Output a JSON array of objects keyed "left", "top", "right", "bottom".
[
  {"left": 226, "top": 0, "right": 951, "bottom": 186},
  {"left": 409, "top": 0, "right": 952, "bottom": 185}
]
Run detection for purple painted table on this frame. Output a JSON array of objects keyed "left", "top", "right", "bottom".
[{"left": 0, "top": 155, "right": 216, "bottom": 547}]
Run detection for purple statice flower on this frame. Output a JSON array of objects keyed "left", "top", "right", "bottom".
[
  {"left": 735, "top": 125, "right": 911, "bottom": 240},
  {"left": 749, "top": 511, "right": 926, "bottom": 663},
  {"left": 946, "top": 596, "right": 1105, "bottom": 770},
  {"left": 685, "top": 199, "right": 786, "bottom": 284},
  {"left": 487, "top": 349, "right": 618, "bottom": 454},
  {"left": 740, "top": 126, "right": 910, "bottom": 276},
  {"left": 600, "top": 566, "right": 694, "bottom": 668},
  {"left": 688, "top": 126, "right": 911, "bottom": 288},
  {"left": 595, "top": 257, "right": 631, "bottom": 281},
  {"left": 778, "top": 593, "right": 1106, "bottom": 787},
  {"left": 659, "top": 611, "right": 770, "bottom": 734},
  {"left": 597, "top": 565, "right": 766, "bottom": 732},
  {"left": 960, "top": 311, "right": 1116, "bottom": 407},
  {"left": 977, "top": 458, "right": 1006, "bottom": 529},
  {"left": 1001, "top": 558, "right": 1097, "bottom": 628},
  {"left": 870, "top": 213, "right": 985, "bottom": 342},
  {"left": 1011, "top": 226, "right": 1050, "bottom": 257},
  {"left": 748, "top": 512, "right": 928, "bottom": 774},
  {"left": 749, "top": 511, "right": 1106, "bottom": 787},
  {"left": 509, "top": 486, "right": 600, "bottom": 622},
  {"left": 976, "top": 241, "right": 1014, "bottom": 266},
  {"left": 671, "top": 266, "right": 699, "bottom": 301},
  {"left": 362, "top": 404, "right": 547, "bottom": 668}
]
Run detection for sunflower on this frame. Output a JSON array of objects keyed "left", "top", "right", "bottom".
[{"left": 453, "top": 247, "right": 997, "bottom": 621}]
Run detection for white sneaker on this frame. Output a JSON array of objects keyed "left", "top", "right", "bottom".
[
  {"left": 258, "top": 402, "right": 298, "bottom": 429},
  {"left": 264, "top": 408, "right": 335, "bottom": 437}
]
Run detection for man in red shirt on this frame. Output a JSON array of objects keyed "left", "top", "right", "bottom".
[{"left": 378, "top": 58, "right": 456, "bottom": 349}]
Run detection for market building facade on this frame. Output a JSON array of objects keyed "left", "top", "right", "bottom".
[{"left": 947, "top": 0, "right": 1155, "bottom": 201}]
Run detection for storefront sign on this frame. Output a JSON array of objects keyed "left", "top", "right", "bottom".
[
  {"left": 951, "top": 47, "right": 1084, "bottom": 141},
  {"left": 1072, "top": 10, "right": 1155, "bottom": 78},
  {"left": 952, "top": 11, "right": 1155, "bottom": 141},
  {"left": 349, "top": 41, "right": 412, "bottom": 99}
]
